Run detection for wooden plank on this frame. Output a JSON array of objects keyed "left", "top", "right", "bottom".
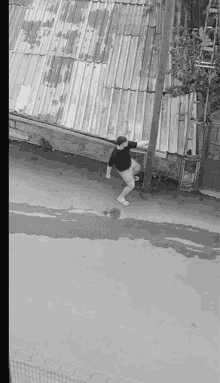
[
  {"left": 106, "top": 88, "right": 121, "bottom": 139},
  {"left": 82, "top": 64, "right": 102, "bottom": 133},
  {"left": 168, "top": 96, "right": 179, "bottom": 153},
  {"left": 123, "top": 37, "right": 139, "bottom": 89},
  {"left": 106, "top": 34, "right": 123, "bottom": 88},
  {"left": 139, "top": 27, "right": 155, "bottom": 91},
  {"left": 74, "top": 63, "right": 94, "bottom": 132},
  {"left": 98, "top": 87, "right": 113, "bottom": 137},
  {"left": 65, "top": 61, "right": 86, "bottom": 129},
  {"left": 134, "top": 91, "right": 146, "bottom": 141},
  {"left": 147, "top": 44, "right": 158, "bottom": 92},
  {"left": 116, "top": 90, "right": 130, "bottom": 137},
  {"left": 115, "top": 35, "right": 131, "bottom": 88},
  {"left": 142, "top": 92, "right": 154, "bottom": 141}
]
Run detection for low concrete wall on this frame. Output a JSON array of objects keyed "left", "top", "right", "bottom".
[{"left": 9, "top": 114, "right": 181, "bottom": 180}]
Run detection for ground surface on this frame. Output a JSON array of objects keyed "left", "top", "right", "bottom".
[{"left": 9, "top": 141, "right": 219, "bottom": 383}]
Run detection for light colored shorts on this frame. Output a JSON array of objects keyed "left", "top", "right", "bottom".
[{"left": 118, "top": 159, "right": 141, "bottom": 185}]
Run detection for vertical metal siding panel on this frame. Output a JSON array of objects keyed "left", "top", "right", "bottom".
[
  {"left": 106, "top": 34, "right": 123, "bottom": 88},
  {"left": 127, "top": 91, "right": 138, "bottom": 140},
  {"left": 90, "top": 64, "right": 108, "bottom": 135},
  {"left": 98, "top": 87, "right": 113, "bottom": 138},
  {"left": 158, "top": 95, "right": 170, "bottom": 153},
  {"left": 24, "top": 55, "right": 46, "bottom": 116},
  {"left": 9, "top": 53, "right": 20, "bottom": 91},
  {"left": 40, "top": 59, "right": 63, "bottom": 121},
  {"left": 12, "top": 5, "right": 32, "bottom": 53},
  {"left": 62, "top": 2, "right": 80, "bottom": 57},
  {"left": 61, "top": 59, "right": 79, "bottom": 127},
  {"left": 168, "top": 97, "right": 179, "bottom": 153},
  {"left": 191, "top": 93, "right": 197, "bottom": 155},
  {"left": 147, "top": 44, "right": 157, "bottom": 92},
  {"left": 101, "top": 3, "right": 119, "bottom": 64},
  {"left": 94, "top": 2, "right": 114, "bottom": 63},
  {"left": 131, "top": 5, "right": 143, "bottom": 36},
  {"left": 187, "top": 93, "right": 197, "bottom": 155},
  {"left": 17, "top": 0, "right": 43, "bottom": 54},
  {"left": 106, "top": 88, "right": 121, "bottom": 139},
  {"left": 10, "top": 54, "right": 29, "bottom": 102},
  {"left": 115, "top": 36, "right": 131, "bottom": 88},
  {"left": 134, "top": 91, "right": 146, "bottom": 141},
  {"left": 23, "top": 0, "right": 48, "bottom": 54},
  {"left": 31, "top": 0, "right": 53, "bottom": 55},
  {"left": 75, "top": 63, "right": 94, "bottom": 132},
  {"left": 9, "top": 5, "right": 26, "bottom": 51},
  {"left": 56, "top": 1, "right": 76, "bottom": 57},
  {"left": 139, "top": 27, "right": 155, "bottom": 91},
  {"left": 66, "top": 61, "right": 86, "bottom": 129},
  {"left": 130, "top": 36, "right": 144, "bottom": 90},
  {"left": 139, "top": 11, "right": 149, "bottom": 39},
  {"left": 79, "top": 2, "right": 99, "bottom": 61},
  {"left": 116, "top": 4, "right": 128, "bottom": 34},
  {"left": 71, "top": 1, "right": 93, "bottom": 60},
  {"left": 142, "top": 92, "right": 154, "bottom": 141},
  {"left": 82, "top": 64, "right": 102, "bottom": 133},
  {"left": 29, "top": 55, "right": 51, "bottom": 117},
  {"left": 177, "top": 95, "right": 187, "bottom": 155},
  {"left": 87, "top": 2, "right": 107, "bottom": 63},
  {"left": 148, "top": 4, "right": 156, "bottom": 28},
  {"left": 117, "top": 90, "right": 130, "bottom": 137},
  {"left": 56, "top": 59, "right": 75, "bottom": 125},
  {"left": 123, "top": 4, "right": 133, "bottom": 35},
  {"left": 39, "top": 0, "right": 62, "bottom": 55},
  {"left": 48, "top": 1, "right": 70, "bottom": 56},
  {"left": 123, "top": 37, "right": 138, "bottom": 89},
  {"left": 43, "top": 58, "right": 68, "bottom": 123}
]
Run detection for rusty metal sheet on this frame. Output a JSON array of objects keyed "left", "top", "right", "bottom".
[
  {"left": 106, "top": 88, "right": 121, "bottom": 139},
  {"left": 139, "top": 27, "right": 155, "bottom": 91},
  {"left": 127, "top": 91, "right": 138, "bottom": 140},
  {"left": 123, "top": 37, "right": 139, "bottom": 89},
  {"left": 115, "top": 35, "right": 131, "bottom": 88},
  {"left": 9, "top": 0, "right": 196, "bottom": 156}
]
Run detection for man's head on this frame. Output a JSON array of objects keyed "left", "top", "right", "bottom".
[{"left": 116, "top": 136, "right": 128, "bottom": 149}]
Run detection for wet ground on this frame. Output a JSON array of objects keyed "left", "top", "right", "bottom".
[{"left": 9, "top": 141, "right": 219, "bottom": 383}]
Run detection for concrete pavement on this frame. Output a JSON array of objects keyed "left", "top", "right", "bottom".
[{"left": 9, "top": 141, "right": 219, "bottom": 383}]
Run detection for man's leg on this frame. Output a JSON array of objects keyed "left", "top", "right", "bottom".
[
  {"left": 119, "top": 180, "right": 135, "bottom": 199},
  {"left": 131, "top": 159, "right": 141, "bottom": 176}
]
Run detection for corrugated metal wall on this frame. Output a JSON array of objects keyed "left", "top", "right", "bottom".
[{"left": 9, "top": 0, "right": 197, "bottom": 155}]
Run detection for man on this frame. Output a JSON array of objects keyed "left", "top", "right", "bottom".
[{"left": 106, "top": 136, "right": 149, "bottom": 206}]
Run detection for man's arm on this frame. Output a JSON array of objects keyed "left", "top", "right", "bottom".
[
  {"left": 137, "top": 140, "right": 149, "bottom": 149},
  {"left": 106, "top": 150, "right": 115, "bottom": 178}
]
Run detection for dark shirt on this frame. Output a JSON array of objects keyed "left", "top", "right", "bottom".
[{"left": 108, "top": 141, "right": 137, "bottom": 172}]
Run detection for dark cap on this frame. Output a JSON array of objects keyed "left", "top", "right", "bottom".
[{"left": 116, "top": 136, "right": 127, "bottom": 146}]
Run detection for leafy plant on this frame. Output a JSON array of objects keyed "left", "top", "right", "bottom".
[{"left": 165, "top": 25, "right": 220, "bottom": 121}]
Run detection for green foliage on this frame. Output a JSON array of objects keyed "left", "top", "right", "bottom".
[{"left": 165, "top": 26, "right": 220, "bottom": 119}]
